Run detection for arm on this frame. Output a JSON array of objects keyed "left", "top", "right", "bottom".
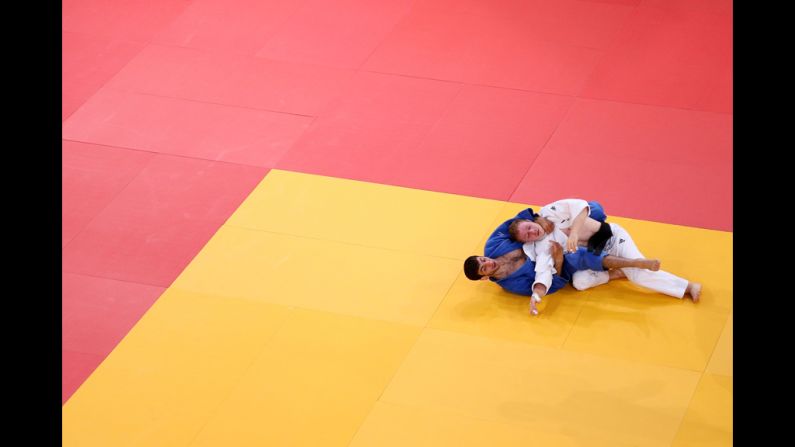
[
  {"left": 539, "top": 199, "right": 591, "bottom": 253},
  {"left": 531, "top": 239, "right": 554, "bottom": 299},
  {"left": 539, "top": 199, "right": 589, "bottom": 229},
  {"left": 497, "top": 268, "right": 569, "bottom": 297},
  {"left": 530, "top": 240, "right": 567, "bottom": 316},
  {"left": 566, "top": 207, "right": 589, "bottom": 253},
  {"left": 560, "top": 247, "right": 609, "bottom": 278}
]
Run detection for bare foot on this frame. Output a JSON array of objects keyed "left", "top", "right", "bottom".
[
  {"left": 608, "top": 269, "right": 626, "bottom": 280},
  {"left": 637, "top": 259, "right": 661, "bottom": 271},
  {"left": 686, "top": 282, "right": 701, "bottom": 303}
]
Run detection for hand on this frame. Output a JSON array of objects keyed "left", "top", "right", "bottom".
[
  {"left": 529, "top": 297, "right": 539, "bottom": 316},
  {"left": 530, "top": 293, "right": 545, "bottom": 316},
  {"left": 566, "top": 230, "right": 579, "bottom": 253},
  {"left": 535, "top": 216, "right": 554, "bottom": 235}
]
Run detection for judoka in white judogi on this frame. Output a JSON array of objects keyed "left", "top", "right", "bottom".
[{"left": 522, "top": 199, "right": 693, "bottom": 300}]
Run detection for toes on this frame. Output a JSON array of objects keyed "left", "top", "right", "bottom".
[{"left": 689, "top": 284, "right": 702, "bottom": 303}]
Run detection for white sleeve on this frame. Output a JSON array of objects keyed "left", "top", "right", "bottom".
[
  {"left": 532, "top": 238, "right": 555, "bottom": 292},
  {"left": 539, "top": 199, "right": 590, "bottom": 230}
]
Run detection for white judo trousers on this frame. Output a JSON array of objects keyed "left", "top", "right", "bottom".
[{"left": 571, "top": 223, "right": 688, "bottom": 298}]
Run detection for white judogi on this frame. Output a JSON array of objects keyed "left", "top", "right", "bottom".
[
  {"left": 523, "top": 199, "right": 592, "bottom": 293},
  {"left": 571, "top": 222, "right": 689, "bottom": 298},
  {"left": 522, "top": 229, "right": 566, "bottom": 293},
  {"left": 538, "top": 198, "right": 591, "bottom": 232}
]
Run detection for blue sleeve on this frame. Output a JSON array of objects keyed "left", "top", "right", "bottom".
[
  {"left": 561, "top": 247, "right": 607, "bottom": 278},
  {"left": 484, "top": 208, "right": 536, "bottom": 258},
  {"left": 496, "top": 258, "right": 571, "bottom": 296},
  {"left": 496, "top": 275, "right": 534, "bottom": 296},
  {"left": 587, "top": 201, "right": 607, "bottom": 222},
  {"left": 547, "top": 274, "right": 570, "bottom": 294},
  {"left": 500, "top": 271, "right": 569, "bottom": 296}
]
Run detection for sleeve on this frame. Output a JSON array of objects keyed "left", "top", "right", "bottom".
[
  {"left": 587, "top": 201, "right": 607, "bottom": 222},
  {"left": 561, "top": 248, "right": 608, "bottom": 278},
  {"left": 531, "top": 239, "right": 554, "bottom": 292},
  {"left": 547, "top": 274, "right": 570, "bottom": 295},
  {"left": 539, "top": 199, "right": 590, "bottom": 230},
  {"left": 497, "top": 275, "right": 534, "bottom": 296},
  {"left": 498, "top": 263, "right": 570, "bottom": 296}
]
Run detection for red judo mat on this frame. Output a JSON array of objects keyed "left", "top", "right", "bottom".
[
  {"left": 62, "top": 273, "right": 166, "bottom": 402},
  {"left": 62, "top": 0, "right": 732, "bottom": 402},
  {"left": 62, "top": 152, "right": 266, "bottom": 287}
]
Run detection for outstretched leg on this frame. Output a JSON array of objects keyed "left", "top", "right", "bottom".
[{"left": 606, "top": 223, "right": 691, "bottom": 299}]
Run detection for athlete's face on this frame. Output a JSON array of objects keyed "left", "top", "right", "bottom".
[
  {"left": 476, "top": 257, "right": 498, "bottom": 277},
  {"left": 515, "top": 220, "right": 546, "bottom": 242}
]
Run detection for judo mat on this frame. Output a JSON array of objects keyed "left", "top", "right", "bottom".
[{"left": 63, "top": 0, "right": 732, "bottom": 445}]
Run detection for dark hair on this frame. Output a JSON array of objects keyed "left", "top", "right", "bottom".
[
  {"left": 463, "top": 256, "right": 482, "bottom": 280},
  {"left": 508, "top": 218, "right": 532, "bottom": 241}
]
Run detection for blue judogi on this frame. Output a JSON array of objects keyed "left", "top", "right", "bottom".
[{"left": 484, "top": 202, "right": 608, "bottom": 296}]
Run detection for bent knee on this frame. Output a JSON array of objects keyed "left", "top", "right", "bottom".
[{"left": 572, "top": 275, "right": 591, "bottom": 291}]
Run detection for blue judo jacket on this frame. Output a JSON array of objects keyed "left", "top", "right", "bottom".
[{"left": 485, "top": 202, "right": 608, "bottom": 296}]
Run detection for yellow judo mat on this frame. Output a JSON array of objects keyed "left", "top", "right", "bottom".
[{"left": 63, "top": 169, "right": 732, "bottom": 446}]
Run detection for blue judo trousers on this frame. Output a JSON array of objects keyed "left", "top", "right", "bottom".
[{"left": 484, "top": 201, "right": 608, "bottom": 296}]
